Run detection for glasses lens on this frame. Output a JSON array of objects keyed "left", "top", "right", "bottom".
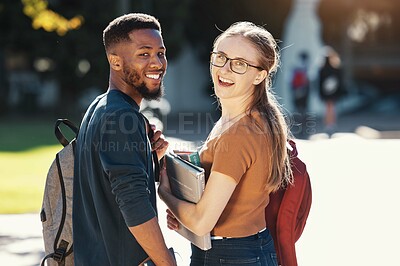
[
  {"left": 211, "top": 53, "right": 226, "bottom": 67},
  {"left": 230, "top": 60, "right": 248, "bottom": 74}
]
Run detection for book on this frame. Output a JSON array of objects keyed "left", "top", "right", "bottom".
[
  {"left": 165, "top": 152, "right": 212, "bottom": 250},
  {"left": 173, "top": 150, "right": 201, "bottom": 167}
]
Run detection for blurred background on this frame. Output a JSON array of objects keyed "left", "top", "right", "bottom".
[
  {"left": 1, "top": 0, "right": 399, "bottom": 122},
  {"left": 1, "top": 0, "right": 400, "bottom": 265}
]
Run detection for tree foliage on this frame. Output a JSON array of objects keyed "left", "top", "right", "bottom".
[{"left": 22, "top": 0, "right": 83, "bottom": 36}]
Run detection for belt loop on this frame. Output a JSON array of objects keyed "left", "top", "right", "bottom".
[{"left": 257, "top": 228, "right": 266, "bottom": 238}]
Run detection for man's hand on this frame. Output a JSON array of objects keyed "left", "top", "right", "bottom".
[
  {"left": 149, "top": 124, "right": 169, "bottom": 160},
  {"left": 130, "top": 217, "right": 176, "bottom": 266}
]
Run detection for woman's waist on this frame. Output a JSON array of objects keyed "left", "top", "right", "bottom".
[
  {"left": 210, "top": 228, "right": 267, "bottom": 241},
  {"left": 211, "top": 221, "right": 267, "bottom": 239},
  {"left": 211, "top": 209, "right": 267, "bottom": 237}
]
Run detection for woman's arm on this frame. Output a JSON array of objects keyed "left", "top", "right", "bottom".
[{"left": 158, "top": 168, "right": 237, "bottom": 236}]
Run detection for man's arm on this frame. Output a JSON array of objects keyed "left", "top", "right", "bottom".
[{"left": 130, "top": 217, "right": 176, "bottom": 266}]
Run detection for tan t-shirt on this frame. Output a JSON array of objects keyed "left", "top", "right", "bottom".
[{"left": 199, "top": 112, "right": 273, "bottom": 237}]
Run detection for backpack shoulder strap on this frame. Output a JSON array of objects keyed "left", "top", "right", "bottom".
[
  {"left": 55, "top": 119, "right": 79, "bottom": 147},
  {"left": 141, "top": 114, "right": 160, "bottom": 182}
]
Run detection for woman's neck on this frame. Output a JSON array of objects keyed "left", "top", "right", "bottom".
[{"left": 219, "top": 94, "right": 252, "bottom": 119}]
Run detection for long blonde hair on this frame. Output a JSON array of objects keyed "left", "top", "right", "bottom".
[{"left": 213, "top": 22, "right": 293, "bottom": 191}]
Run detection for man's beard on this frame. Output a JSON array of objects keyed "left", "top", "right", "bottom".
[
  {"left": 123, "top": 67, "right": 164, "bottom": 101},
  {"left": 136, "top": 82, "right": 164, "bottom": 101}
]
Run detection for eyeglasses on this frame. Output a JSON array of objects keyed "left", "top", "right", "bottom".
[{"left": 210, "top": 52, "right": 263, "bottom": 74}]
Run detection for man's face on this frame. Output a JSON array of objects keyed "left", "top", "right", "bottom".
[{"left": 118, "top": 29, "right": 167, "bottom": 100}]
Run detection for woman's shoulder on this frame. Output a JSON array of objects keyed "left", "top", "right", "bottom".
[
  {"left": 217, "top": 113, "right": 268, "bottom": 145},
  {"left": 231, "top": 112, "right": 267, "bottom": 135}
]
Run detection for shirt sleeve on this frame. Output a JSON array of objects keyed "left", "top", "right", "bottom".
[
  {"left": 99, "top": 109, "right": 156, "bottom": 227},
  {"left": 211, "top": 129, "right": 256, "bottom": 183}
]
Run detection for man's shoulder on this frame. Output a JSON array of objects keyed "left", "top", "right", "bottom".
[
  {"left": 106, "top": 90, "right": 139, "bottom": 107},
  {"left": 96, "top": 91, "right": 141, "bottom": 118},
  {"left": 81, "top": 91, "right": 144, "bottom": 134}
]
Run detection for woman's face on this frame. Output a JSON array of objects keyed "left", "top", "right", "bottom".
[{"left": 211, "top": 36, "right": 265, "bottom": 101}]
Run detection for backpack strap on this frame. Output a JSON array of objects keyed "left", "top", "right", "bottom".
[
  {"left": 141, "top": 115, "right": 161, "bottom": 182},
  {"left": 40, "top": 239, "right": 70, "bottom": 266},
  {"left": 55, "top": 119, "right": 79, "bottom": 147},
  {"left": 287, "top": 139, "right": 298, "bottom": 157}
]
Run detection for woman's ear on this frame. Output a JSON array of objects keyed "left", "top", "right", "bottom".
[
  {"left": 107, "top": 54, "right": 122, "bottom": 71},
  {"left": 253, "top": 69, "right": 268, "bottom": 85}
]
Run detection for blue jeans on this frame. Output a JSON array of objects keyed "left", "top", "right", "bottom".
[{"left": 190, "top": 229, "right": 278, "bottom": 266}]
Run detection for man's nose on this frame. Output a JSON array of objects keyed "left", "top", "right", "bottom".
[{"left": 150, "top": 55, "right": 164, "bottom": 69}]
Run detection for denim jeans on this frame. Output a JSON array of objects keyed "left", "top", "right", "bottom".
[{"left": 190, "top": 229, "right": 278, "bottom": 266}]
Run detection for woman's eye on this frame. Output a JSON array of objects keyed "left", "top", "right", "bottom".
[{"left": 235, "top": 60, "right": 246, "bottom": 67}]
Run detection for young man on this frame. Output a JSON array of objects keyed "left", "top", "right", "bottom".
[{"left": 73, "top": 13, "right": 175, "bottom": 265}]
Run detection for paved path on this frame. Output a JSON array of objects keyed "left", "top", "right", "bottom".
[
  {"left": 1, "top": 126, "right": 400, "bottom": 265},
  {"left": 0, "top": 214, "right": 44, "bottom": 266},
  {"left": 295, "top": 136, "right": 400, "bottom": 265}
]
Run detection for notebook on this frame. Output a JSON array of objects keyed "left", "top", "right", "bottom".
[{"left": 165, "top": 152, "right": 211, "bottom": 250}]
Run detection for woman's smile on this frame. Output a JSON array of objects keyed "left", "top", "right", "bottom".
[{"left": 218, "top": 76, "right": 235, "bottom": 87}]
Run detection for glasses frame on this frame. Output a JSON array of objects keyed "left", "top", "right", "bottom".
[{"left": 210, "top": 52, "right": 263, "bottom": 74}]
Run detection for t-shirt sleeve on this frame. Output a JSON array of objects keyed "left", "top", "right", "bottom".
[
  {"left": 99, "top": 109, "right": 156, "bottom": 227},
  {"left": 211, "top": 130, "right": 255, "bottom": 183}
]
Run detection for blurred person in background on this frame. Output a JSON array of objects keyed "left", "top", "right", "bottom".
[
  {"left": 159, "top": 21, "right": 293, "bottom": 266},
  {"left": 318, "top": 46, "right": 344, "bottom": 136},
  {"left": 291, "top": 51, "right": 310, "bottom": 137}
]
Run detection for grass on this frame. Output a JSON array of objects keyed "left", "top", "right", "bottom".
[
  {"left": 0, "top": 145, "right": 60, "bottom": 213},
  {"left": 0, "top": 116, "right": 78, "bottom": 213},
  {"left": 0, "top": 117, "right": 76, "bottom": 151}
]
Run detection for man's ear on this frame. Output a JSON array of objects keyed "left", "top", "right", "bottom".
[
  {"left": 108, "top": 54, "right": 122, "bottom": 71},
  {"left": 253, "top": 69, "right": 268, "bottom": 85}
]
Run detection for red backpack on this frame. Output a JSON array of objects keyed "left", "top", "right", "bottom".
[
  {"left": 291, "top": 68, "right": 308, "bottom": 90},
  {"left": 265, "top": 140, "right": 312, "bottom": 266}
]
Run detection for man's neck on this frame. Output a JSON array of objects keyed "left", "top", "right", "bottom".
[{"left": 109, "top": 79, "right": 142, "bottom": 107}]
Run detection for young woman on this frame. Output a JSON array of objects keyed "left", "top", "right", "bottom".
[{"left": 158, "top": 21, "right": 292, "bottom": 266}]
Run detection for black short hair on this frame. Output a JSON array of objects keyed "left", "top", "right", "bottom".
[{"left": 103, "top": 13, "right": 161, "bottom": 51}]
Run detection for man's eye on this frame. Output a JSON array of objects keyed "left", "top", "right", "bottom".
[
  {"left": 158, "top": 52, "right": 165, "bottom": 57},
  {"left": 139, "top": 53, "right": 150, "bottom": 57}
]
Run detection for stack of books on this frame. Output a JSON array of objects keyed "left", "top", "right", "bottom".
[{"left": 165, "top": 151, "right": 211, "bottom": 250}]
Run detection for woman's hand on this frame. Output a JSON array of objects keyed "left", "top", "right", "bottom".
[
  {"left": 158, "top": 162, "right": 172, "bottom": 199},
  {"left": 166, "top": 209, "right": 179, "bottom": 230},
  {"left": 158, "top": 164, "right": 179, "bottom": 230}
]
